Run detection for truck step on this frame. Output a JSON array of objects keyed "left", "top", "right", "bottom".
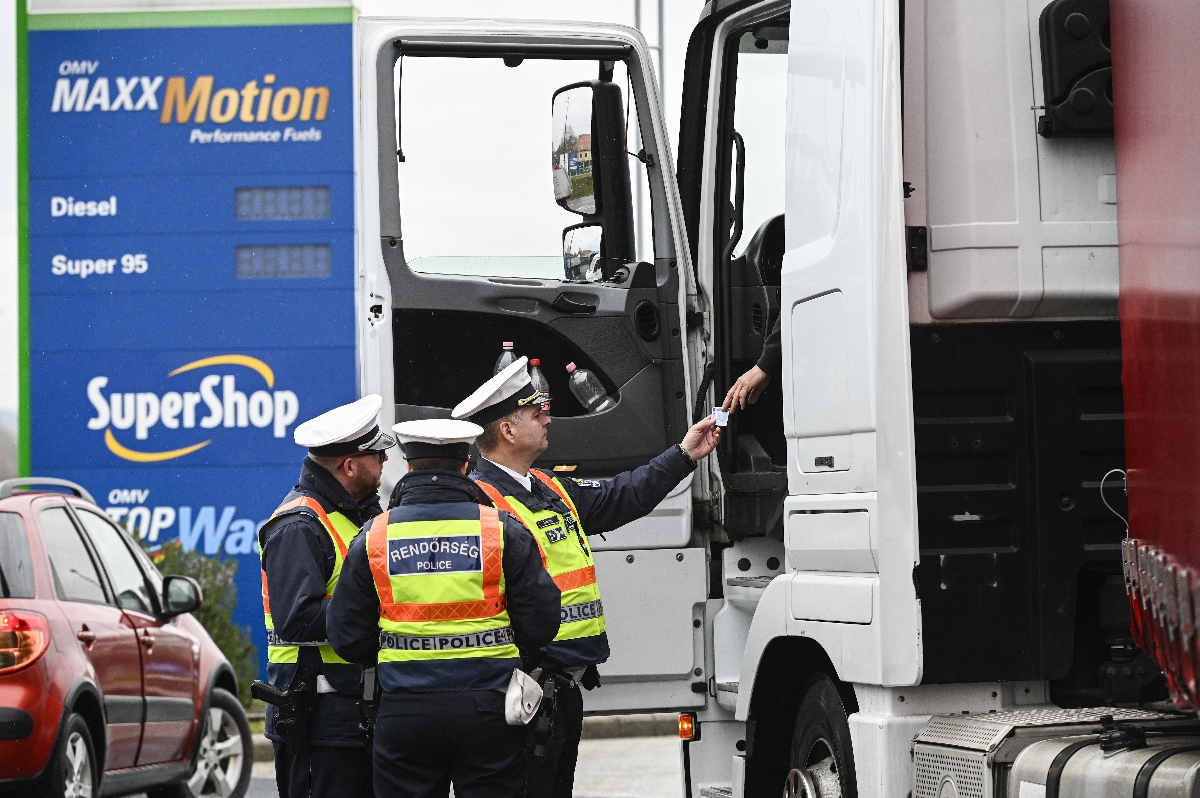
[
  {"left": 699, "top": 787, "right": 733, "bottom": 798},
  {"left": 725, "top": 575, "right": 774, "bottom": 588}
]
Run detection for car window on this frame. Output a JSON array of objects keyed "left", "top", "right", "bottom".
[
  {"left": 75, "top": 509, "right": 156, "bottom": 616},
  {"left": 0, "top": 512, "right": 36, "bottom": 599},
  {"left": 39, "top": 507, "right": 108, "bottom": 604}
]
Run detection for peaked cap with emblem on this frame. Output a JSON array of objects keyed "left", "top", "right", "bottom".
[
  {"left": 392, "top": 419, "right": 483, "bottom": 461},
  {"left": 293, "top": 394, "right": 395, "bottom": 456},
  {"left": 452, "top": 356, "right": 547, "bottom": 426}
]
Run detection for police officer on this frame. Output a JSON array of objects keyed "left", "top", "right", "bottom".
[
  {"left": 450, "top": 357, "right": 721, "bottom": 798},
  {"left": 259, "top": 394, "right": 394, "bottom": 798},
  {"left": 327, "top": 418, "right": 561, "bottom": 798}
]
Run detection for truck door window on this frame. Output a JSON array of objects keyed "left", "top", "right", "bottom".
[
  {"left": 728, "top": 30, "right": 788, "bottom": 259},
  {"left": 395, "top": 57, "right": 651, "bottom": 280}
]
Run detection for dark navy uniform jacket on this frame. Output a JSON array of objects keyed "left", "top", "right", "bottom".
[
  {"left": 469, "top": 445, "right": 696, "bottom": 667},
  {"left": 328, "top": 470, "right": 561, "bottom": 688},
  {"left": 259, "top": 456, "right": 382, "bottom": 747}
]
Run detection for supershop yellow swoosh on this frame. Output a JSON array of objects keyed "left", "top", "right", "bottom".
[
  {"left": 167, "top": 354, "right": 275, "bottom": 387},
  {"left": 104, "top": 429, "right": 211, "bottom": 462}
]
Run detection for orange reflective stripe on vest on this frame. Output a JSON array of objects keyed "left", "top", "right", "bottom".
[
  {"left": 368, "top": 507, "right": 506, "bottom": 622},
  {"left": 554, "top": 564, "right": 597, "bottom": 592},
  {"left": 272, "top": 496, "right": 350, "bottom": 559},
  {"left": 475, "top": 480, "right": 548, "bottom": 565},
  {"left": 475, "top": 477, "right": 596, "bottom": 594},
  {"left": 260, "top": 496, "right": 350, "bottom": 615},
  {"left": 531, "top": 470, "right": 580, "bottom": 516}
]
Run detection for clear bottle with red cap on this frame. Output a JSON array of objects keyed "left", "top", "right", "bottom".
[
  {"left": 528, "top": 358, "right": 551, "bottom": 412},
  {"left": 566, "top": 362, "right": 615, "bottom": 413},
  {"left": 494, "top": 341, "right": 517, "bottom": 375}
]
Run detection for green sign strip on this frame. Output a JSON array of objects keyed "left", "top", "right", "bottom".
[
  {"left": 26, "top": 6, "right": 354, "bottom": 31},
  {"left": 17, "top": 1, "right": 30, "bottom": 477}
]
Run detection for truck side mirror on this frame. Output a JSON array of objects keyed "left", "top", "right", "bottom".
[
  {"left": 563, "top": 222, "right": 604, "bottom": 281},
  {"left": 552, "top": 85, "right": 597, "bottom": 214},
  {"left": 551, "top": 79, "right": 635, "bottom": 264}
]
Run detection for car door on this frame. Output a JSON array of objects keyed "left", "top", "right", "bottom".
[
  {"left": 357, "top": 19, "right": 708, "bottom": 711},
  {"left": 72, "top": 505, "right": 199, "bottom": 765},
  {"left": 36, "top": 502, "right": 144, "bottom": 770}
]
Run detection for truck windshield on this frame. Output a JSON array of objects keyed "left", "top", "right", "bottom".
[{"left": 395, "top": 56, "right": 650, "bottom": 280}]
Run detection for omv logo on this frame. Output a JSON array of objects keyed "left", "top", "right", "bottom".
[{"left": 86, "top": 354, "right": 299, "bottom": 462}]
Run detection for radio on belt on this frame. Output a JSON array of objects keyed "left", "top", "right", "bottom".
[{"left": 711, "top": 407, "right": 729, "bottom": 427}]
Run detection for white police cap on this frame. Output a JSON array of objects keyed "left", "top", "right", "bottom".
[
  {"left": 293, "top": 394, "right": 395, "bottom": 456},
  {"left": 392, "top": 419, "right": 483, "bottom": 460},
  {"left": 452, "top": 356, "right": 546, "bottom": 425}
]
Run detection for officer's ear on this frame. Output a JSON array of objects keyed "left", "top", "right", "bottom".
[{"left": 458, "top": 461, "right": 469, "bottom": 475}]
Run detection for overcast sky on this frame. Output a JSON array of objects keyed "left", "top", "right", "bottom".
[{"left": 0, "top": 0, "right": 702, "bottom": 428}]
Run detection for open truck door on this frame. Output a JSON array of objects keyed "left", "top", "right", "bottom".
[{"left": 356, "top": 18, "right": 709, "bottom": 712}]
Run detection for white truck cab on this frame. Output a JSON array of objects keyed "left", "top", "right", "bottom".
[{"left": 354, "top": 0, "right": 1129, "bottom": 794}]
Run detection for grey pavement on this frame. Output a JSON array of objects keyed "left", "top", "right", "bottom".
[{"left": 133, "top": 730, "right": 682, "bottom": 798}]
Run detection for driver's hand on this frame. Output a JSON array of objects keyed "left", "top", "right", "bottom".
[{"left": 721, "top": 365, "right": 772, "bottom": 412}]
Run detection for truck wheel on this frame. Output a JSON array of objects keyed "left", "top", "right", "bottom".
[
  {"left": 46, "top": 711, "right": 97, "bottom": 798},
  {"left": 784, "top": 674, "right": 856, "bottom": 798}
]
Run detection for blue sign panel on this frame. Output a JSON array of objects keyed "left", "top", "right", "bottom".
[{"left": 28, "top": 22, "right": 356, "bottom": 676}]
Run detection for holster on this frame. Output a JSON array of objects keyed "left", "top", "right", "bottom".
[
  {"left": 357, "top": 667, "right": 379, "bottom": 747},
  {"left": 527, "top": 668, "right": 574, "bottom": 760},
  {"left": 251, "top": 669, "right": 318, "bottom": 756}
]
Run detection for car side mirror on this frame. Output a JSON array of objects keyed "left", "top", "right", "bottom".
[{"left": 161, "top": 575, "right": 203, "bottom": 618}]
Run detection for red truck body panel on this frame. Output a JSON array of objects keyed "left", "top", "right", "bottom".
[{"left": 1112, "top": 0, "right": 1200, "bottom": 709}]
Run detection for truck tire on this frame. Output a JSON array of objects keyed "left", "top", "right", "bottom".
[
  {"left": 45, "top": 711, "right": 97, "bottom": 798},
  {"left": 785, "top": 674, "right": 857, "bottom": 798},
  {"left": 148, "top": 688, "right": 252, "bottom": 798}
]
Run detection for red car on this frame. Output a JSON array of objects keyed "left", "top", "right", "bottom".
[{"left": 0, "top": 478, "right": 253, "bottom": 798}]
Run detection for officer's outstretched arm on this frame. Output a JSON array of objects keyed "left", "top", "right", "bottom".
[
  {"left": 562, "top": 416, "right": 720, "bottom": 535},
  {"left": 500, "top": 514, "right": 561, "bottom": 651},
  {"left": 327, "top": 533, "right": 382, "bottom": 665}
]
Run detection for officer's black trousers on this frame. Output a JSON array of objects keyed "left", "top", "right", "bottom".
[
  {"left": 373, "top": 690, "right": 527, "bottom": 798},
  {"left": 273, "top": 742, "right": 374, "bottom": 798},
  {"left": 525, "top": 682, "right": 584, "bottom": 798}
]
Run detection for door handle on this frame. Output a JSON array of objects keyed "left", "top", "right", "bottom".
[
  {"left": 76, "top": 629, "right": 96, "bottom": 645},
  {"left": 140, "top": 633, "right": 155, "bottom": 648},
  {"left": 552, "top": 292, "right": 598, "bottom": 314}
]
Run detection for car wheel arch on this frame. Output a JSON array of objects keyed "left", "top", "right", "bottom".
[
  {"left": 63, "top": 677, "right": 106, "bottom": 780},
  {"left": 187, "top": 660, "right": 240, "bottom": 768}
]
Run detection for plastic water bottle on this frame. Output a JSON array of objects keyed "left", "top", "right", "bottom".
[
  {"left": 494, "top": 341, "right": 517, "bottom": 375},
  {"left": 529, "top": 359, "right": 551, "bottom": 412},
  {"left": 566, "top": 362, "right": 616, "bottom": 413}
]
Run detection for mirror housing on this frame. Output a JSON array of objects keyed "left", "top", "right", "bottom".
[
  {"left": 161, "top": 575, "right": 203, "bottom": 618},
  {"left": 552, "top": 85, "right": 596, "bottom": 214},
  {"left": 551, "top": 79, "right": 635, "bottom": 263},
  {"left": 563, "top": 223, "right": 604, "bottom": 281}
]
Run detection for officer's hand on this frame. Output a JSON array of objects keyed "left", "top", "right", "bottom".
[
  {"left": 681, "top": 416, "right": 721, "bottom": 461},
  {"left": 721, "top": 365, "right": 772, "bottom": 412}
]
